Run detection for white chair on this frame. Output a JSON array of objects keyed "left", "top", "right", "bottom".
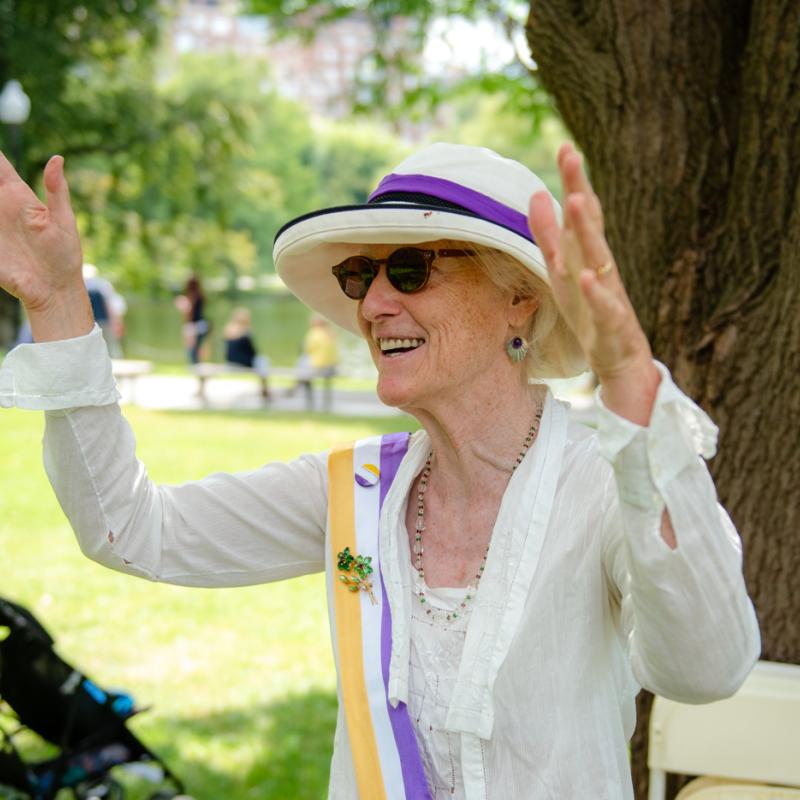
[
  {"left": 648, "top": 660, "right": 800, "bottom": 800},
  {"left": 675, "top": 784, "right": 800, "bottom": 799}
]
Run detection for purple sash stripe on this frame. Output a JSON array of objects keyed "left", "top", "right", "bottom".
[
  {"left": 378, "top": 432, "right": 432, "bottom": 800},
  {"left": 369, "top": 172, "right": 535, "bottom": 244}
]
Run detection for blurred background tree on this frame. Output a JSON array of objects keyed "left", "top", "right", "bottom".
[
  {"left": 0, "top": 1, "right": 415, "bottom": 346},
  {"left": 70, "top": 52, "right": 310, "bottom": 293},
  {"left": 0, "top": 0, "right": 159, "bottom": 345}
]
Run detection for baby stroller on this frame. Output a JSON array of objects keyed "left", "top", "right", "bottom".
[{"left": 0, "top": 596, "right": 189, "bottom": 800}]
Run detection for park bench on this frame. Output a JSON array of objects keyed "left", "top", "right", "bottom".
[
  {"left": 111, "top": 358, "right": 153, "bottom": 402},
  {"left": 191, "top": 362, "right": 271, "bottom": 402},
  {"left": 191, "top": 362, "right": 336, "bottom": 409}
]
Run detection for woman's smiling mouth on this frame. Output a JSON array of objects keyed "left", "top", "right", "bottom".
[{"left": 378, "top": 337, "right": 426, "bottom": 357}]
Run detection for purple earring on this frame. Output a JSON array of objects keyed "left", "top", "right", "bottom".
[{"left": 506, "top": 336, "right": 529, "bottom": 363}]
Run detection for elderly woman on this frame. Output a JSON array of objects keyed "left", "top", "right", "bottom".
[{"left": 0, "top": 143, "right": 759, "bottom": 799}]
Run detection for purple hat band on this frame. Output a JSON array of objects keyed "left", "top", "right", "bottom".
[{"left": 368, "top": 173, "right": 535, "bottom": 244}]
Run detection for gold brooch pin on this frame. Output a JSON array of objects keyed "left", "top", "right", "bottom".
[{"left": 337, "top": 546, "right": 377, "bottom": 605}]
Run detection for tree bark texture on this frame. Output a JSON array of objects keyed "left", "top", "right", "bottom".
[
  {"left": 527, "top": 1, "right": 800, "bottom": 797},
  {"left": 0, "top": 290, "right": 20, "bottom": 350}
]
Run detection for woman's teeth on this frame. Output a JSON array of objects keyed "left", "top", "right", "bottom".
[{"left": 379, "top": 338, "right": 424, "bottom": 353}]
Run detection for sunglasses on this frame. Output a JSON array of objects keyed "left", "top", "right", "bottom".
[{"left": 331, "top": 247, "right": 476, "bottom": 300}]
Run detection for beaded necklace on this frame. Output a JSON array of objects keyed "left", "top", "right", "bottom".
[{"left": 412, "top": 404, "right": 544, "bottom": 623}]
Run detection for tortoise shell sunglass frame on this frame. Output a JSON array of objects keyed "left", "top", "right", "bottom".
[{"left": 331, "top": 247, "right": 477, "bottom": 300}]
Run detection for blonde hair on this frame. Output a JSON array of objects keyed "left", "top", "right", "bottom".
[
  {"left": 463, "top": 245, "right": 584, "bottom": 380},
  {"left": 224, "top": 306, "right": 252, "bottom": 339}
]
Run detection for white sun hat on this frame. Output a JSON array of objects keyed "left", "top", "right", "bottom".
[{"left": 273, "top": 142, "right": 587, "bottom": 378}]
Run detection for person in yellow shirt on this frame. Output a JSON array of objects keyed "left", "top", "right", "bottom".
[
  {"left": 305, "top": 315, "right": 338, "bottom": 372},
  {"left": 293, "top": 315, "right": 338, "bottom": 410}
]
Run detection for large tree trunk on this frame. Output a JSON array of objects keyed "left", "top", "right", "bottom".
[
  {"left": 527, "top": 1, "right": 800, "bottom": 796},
  {"left": 0, "top": 290, "right": 20, "bottom": 350}
]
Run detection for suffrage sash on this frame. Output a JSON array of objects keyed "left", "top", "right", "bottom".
[{"left": 328, "top": 432, "right": 432, "bottom": 800}]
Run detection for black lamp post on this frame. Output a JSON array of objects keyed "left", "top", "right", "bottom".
[{"left": 0, "top": 79, "right": 31, "bottom": 347}]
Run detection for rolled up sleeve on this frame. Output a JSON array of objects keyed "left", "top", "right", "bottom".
[
  {"left": 2, "top": 324, "right": 328, "bottom": 587},
  {"left": 598, "top": 362, "right": 761, "bottom": 702},
  {"left": 0, "top": 325, "right": 118, "bottom": 410}
]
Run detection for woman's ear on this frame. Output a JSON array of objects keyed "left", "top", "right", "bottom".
[{"left": 508, "top": 293, "right": 539, "bottom": 327}]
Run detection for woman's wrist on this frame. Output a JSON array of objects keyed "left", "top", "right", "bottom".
[
  {"left": 27, "top": 287, "right": 95, "bottom": 343},
  {"left": 597, "top": 354, "right": 661, "bottom": 427}
]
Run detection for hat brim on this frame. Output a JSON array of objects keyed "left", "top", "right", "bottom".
[{"left": 274, "top": 203, "right": 548, "bottom": 332}]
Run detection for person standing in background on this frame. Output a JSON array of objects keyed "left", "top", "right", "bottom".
[
  {"left": 175, "top": 275, "right": 209, "bottom": 364},
  {"left": 83, "top": 263, "right": 125, "bottom": 358}
]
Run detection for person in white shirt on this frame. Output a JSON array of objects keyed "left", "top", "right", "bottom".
[
  {"left": 82, "top": 261, "right": 126, "bottom": 358},
  {"left": 0, "top": 142, "right": 759, "bottom": 799}
]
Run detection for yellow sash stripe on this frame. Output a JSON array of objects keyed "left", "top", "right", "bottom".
[{"left": 328, "top": 442, "right": 386, "bottom": 799}]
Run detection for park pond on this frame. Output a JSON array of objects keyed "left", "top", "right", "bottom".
[{"left": 120, "top": 290, "right": 376, "bottom": 377}]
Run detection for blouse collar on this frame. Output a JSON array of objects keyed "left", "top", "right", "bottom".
[{"left": 380, "top": 388, "right": 570, "bottom": 739}]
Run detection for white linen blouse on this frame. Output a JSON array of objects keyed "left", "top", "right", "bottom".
[{"left": 0, "top": 326, "right": 760, "bottom": 799}]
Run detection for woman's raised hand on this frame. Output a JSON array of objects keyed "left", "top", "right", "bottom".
[
  {"left": 528, "top": 143, "right": 660, "bottom": 425},
  {"left": 0, "top": 151, "right": 93, "bottom": 341}
]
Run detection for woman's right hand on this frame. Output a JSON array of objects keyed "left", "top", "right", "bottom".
[{"left": 0, "top": 151, "right": 93, "bottom": 341}]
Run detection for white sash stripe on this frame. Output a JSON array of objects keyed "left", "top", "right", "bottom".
[
  {"left": 461, "top": 734, "right": 488, "bottom": 800},
  {"left": 353, "top": 437, "right": 407, "bottom": 800}
]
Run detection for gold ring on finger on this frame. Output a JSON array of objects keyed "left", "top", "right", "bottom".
[{"left": 595, "top": 260, "right": 613, "bottom": 276}]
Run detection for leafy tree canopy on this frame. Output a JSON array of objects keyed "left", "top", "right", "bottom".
[
  {"left": 0, "top": 0, "right": 407, "bottom": 294},
  {"left": 0, "top": 0, "right": 161, "bottom": 178},
  {"left": 68, "top": 49, "right": 407, "bottom": 291}
]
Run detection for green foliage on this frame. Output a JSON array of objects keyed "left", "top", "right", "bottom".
[
  {"left": 247, "top": 0, "right": 527, "bottom": 30},
  {"left": 0, "top": 0, "right": 162, "bottom": 347},
  {"left": 402, "top": 65, "right": 553, "bottom": 129},
  {"left": 0, "top": 1, "right": 406, "bottom": 296},
  {"left": 66, "top": 50, "right": 406, "bottom": 291},
  {"left": 69, "top": 52, "right": 290, "bottom": 290},
  {"left": 0, "top": 0, "right": 161, "bottom": 179},
  {"left": 312, "top": 120, "right": 410, "bottom": 206}
]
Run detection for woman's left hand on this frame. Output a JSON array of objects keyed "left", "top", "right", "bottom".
[{"left": 528, "top": 143, "right": 661, "bottom": 425}]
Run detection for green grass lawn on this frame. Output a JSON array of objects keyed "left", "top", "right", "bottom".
[{"left": 0, "top": 406, "right": 418, "bottom": 799}]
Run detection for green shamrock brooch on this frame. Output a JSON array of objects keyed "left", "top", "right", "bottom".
[{"left": 337, "top": 546, "right": 377, "bottom": 605}]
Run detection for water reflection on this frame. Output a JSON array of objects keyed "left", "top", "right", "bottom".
[{"left": 121, "top": 292, "right": 374, "bottom": 377}]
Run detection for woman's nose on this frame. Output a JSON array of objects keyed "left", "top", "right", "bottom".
[{"left": 359, "top": 266, "right": 403, "bottom": 321}]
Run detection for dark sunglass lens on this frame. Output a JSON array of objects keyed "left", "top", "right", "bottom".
[
  {"left": 387, "top": 248, "right": 429, "bottom": 293},
  {"left": 337, "top": 257, "right": 376, "bottom": 299}
]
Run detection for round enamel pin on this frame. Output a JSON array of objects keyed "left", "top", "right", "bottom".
[{"left": 355, "top": 463, "right": 380, "bottom": 487}]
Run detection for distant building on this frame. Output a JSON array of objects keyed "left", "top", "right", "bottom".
[
  {"left": 167, "top": 0, "right": 422, "bottom": 124},
  {"left": 169, "top": 0, "right": 269, "bottom": 58}
]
